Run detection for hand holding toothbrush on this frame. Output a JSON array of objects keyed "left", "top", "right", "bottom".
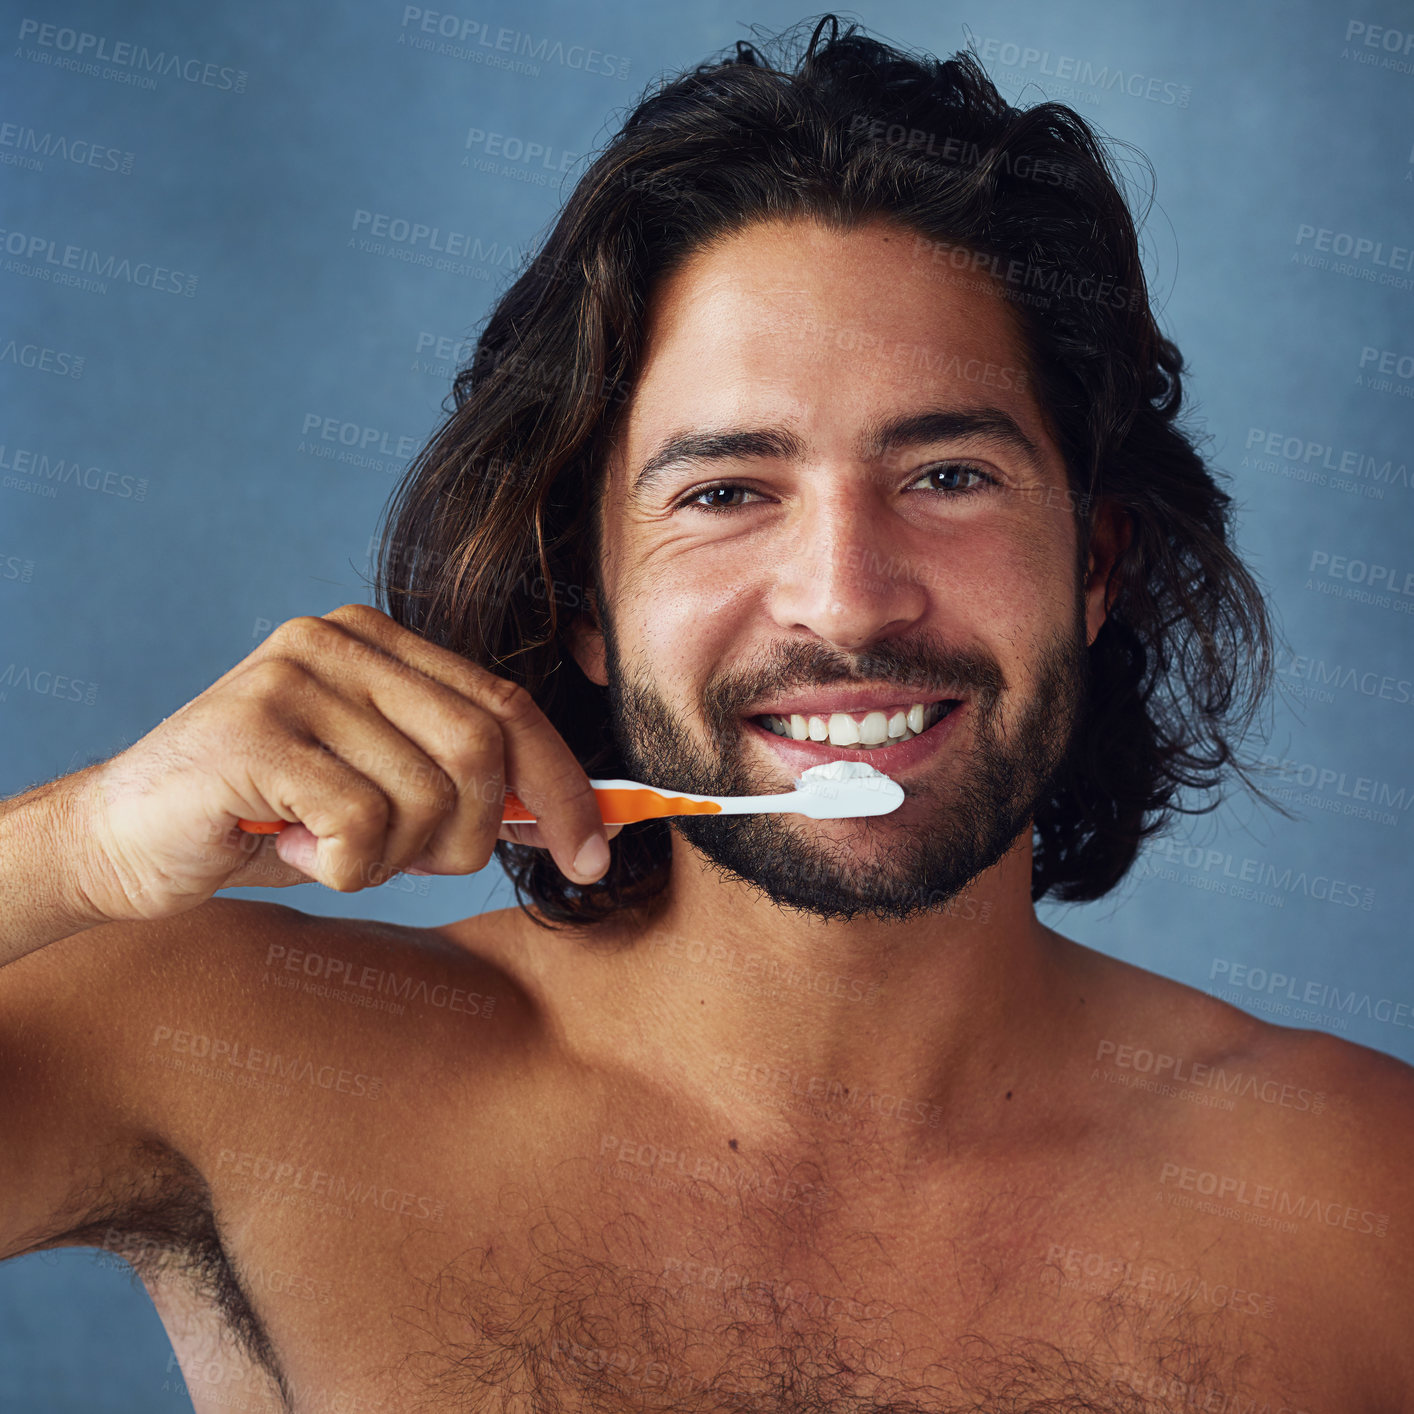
[
  {"left": 240, "top": 759, "right": 904, "bottom": 833},
  {"left": 61, "top": 605, "right": 903, "bottom": 928},
  {"left": 61, "top": 605, "right": 632, "bottom": 922}
]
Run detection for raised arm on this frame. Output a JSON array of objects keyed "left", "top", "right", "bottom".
[{"left": 0, "top": 601, "right": 608, "bottom": 1263}]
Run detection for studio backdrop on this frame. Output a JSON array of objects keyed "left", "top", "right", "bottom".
[{"left": 2, "top": 0, "right": 1411, "bottom": 1408}]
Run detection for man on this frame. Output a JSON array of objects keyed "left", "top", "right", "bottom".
[{"left": 2, "top": 17, "right": 1411, "bottom": 1413}]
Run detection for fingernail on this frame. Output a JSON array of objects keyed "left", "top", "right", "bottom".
[
  {"left": 287, "top": 835, "right": 318, "bottom": 871},
  {"left": 571, "top": 834, "right": 610, "bottom": 882}
]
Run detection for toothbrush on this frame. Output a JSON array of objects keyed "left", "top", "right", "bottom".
[{"left": 234, "top": 760, "right": 904, "bottom": 833}]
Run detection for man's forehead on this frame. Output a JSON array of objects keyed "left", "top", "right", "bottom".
[
  {"left": 605, "top": 218, "right": 1047, "bottom": 483},
  {"left": 639, "top": 216, "right": 1028, "bottom": 357},
  {"left": 602, "top": 221, "right": 1057, "bottom": 497}
]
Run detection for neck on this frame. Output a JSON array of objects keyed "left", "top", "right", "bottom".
[{"left": 551, "top": 826, "right": 1080, "bottom": 1156}]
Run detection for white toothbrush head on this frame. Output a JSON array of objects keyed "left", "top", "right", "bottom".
[{"left": 790, "top": 760, "right": 905, "bottom": 818}]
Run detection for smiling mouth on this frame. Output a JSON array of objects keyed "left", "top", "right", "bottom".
[{"left": 752, "top": 699, "right": 960, "bottom": 750}]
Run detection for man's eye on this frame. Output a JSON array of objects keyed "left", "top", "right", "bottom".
[
  {"left": 683, "top": 483, "right": 760, "bottom": 511},
  {"left": 680, "top": 464, "right": 994, "bottom": 512},
  {"left": 913, "top": 462, "right": 994, "bottom": 493}
]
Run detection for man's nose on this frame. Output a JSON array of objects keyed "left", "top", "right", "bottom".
[{"left": 764, "top": 492, "right": 929, "bottom": 651}]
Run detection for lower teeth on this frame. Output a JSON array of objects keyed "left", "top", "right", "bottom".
[{"left": 850, "top": 730, "right": 917, "bottom": 748}]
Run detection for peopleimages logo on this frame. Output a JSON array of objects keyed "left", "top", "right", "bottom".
[
  {"left": 1143, "top": 838, "right": 1376, "bottom": 910},
  {"left": 0, "top": 340, "right": 84, "bottom": 378},
  {"left": 1093, "top": 1040, "right": 1326, "bottom": 1114},
  {"left": 1341, "top": 19, "right": 1414, "bottom": 74},
  {"left": 0, "top": 664, "right": 98, "bottom": 706},
  {"left": 0, "top": 121, "right": 134, "bottom": 174},
  {"left": 1295, "top": 223, "right": 1413, "bottom": 273},
  {"left": 1307, "top": 549, "right": 1414, "bottom": 599},
  {"left": 1209, "top": 958, "right": 1414, "bottom": 1031},
  {"left": 963, "top": 31, "right": 1191, "bottom": 106},
  {"left": 1242, "top": 427, "right": 1411, "bottom": 493},
  {"left": 1259, "top": 750, "right": 1411, "bottom": 828},
  {"left": 15, "top": 19, "right": 248, "bottom": 92},
  {"left": 0, "top": 442, "right": 148, "bottom": 500},
  {"left": 346, "top": 207, "right": 536, "bottom": 283},
  {"left": 398, "top": 7, "right": 630, "bottom": 79},
  {"left": 0, "top": 227, "right": 197, "bottom": 296},
  {"left": 1157, "top": 1161, "right": 1389, "bottom": 1239},
  {"left": 1274, "top": 645, "right": 1414, "bottom": 708}
]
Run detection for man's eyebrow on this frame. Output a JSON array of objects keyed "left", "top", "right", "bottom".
[
  {"left": 629, "top": 427, "right": 805, "bottom": 502},
  {"left": 860, "top": 406, "right": 1044, "bottom": 472},
  {"left": 628, "top": 405, "right": 1044, "bottom": 502}
]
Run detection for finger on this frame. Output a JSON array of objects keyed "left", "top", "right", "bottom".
[
  {"left": 302, "top": 606, "right": 610, "bottom": 884},
  {"left": 491, "top": 821, "right": 624, "bottom": 852},
  {"left": 218, "top": 823, "right": 322, "bottom": 892},
  {"left": 284, "top": 683, "right": 494, "bottom": 881},
  {"left": 222, "top": 689, "right": 460, "bottom": 892},
  {"left": 232, "top": 632, "right": 496, "bottom": 884}
]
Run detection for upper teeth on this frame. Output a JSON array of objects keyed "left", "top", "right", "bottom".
[{"left": 756, "top": 701, "right": 952, "bottom": 748}]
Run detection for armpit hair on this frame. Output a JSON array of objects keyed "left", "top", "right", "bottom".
[{"left": 17, "top": 1135, "right": 294, "bottom": 1411}]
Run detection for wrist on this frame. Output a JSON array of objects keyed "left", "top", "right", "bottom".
[
  {"left": 51, "top": 764, "right": 119, "bottom": 929},
  {"left": 0, "top": 768, "right": 110, "bottom": 961}
]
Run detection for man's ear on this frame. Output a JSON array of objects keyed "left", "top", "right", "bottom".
[
  {"left": 1083, "top": 500, "right": 1131, "bottom": 647},
  {"left": 567, "top": 590, "right": 609, "bottom": 687}
]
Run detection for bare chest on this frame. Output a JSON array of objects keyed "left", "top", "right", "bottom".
[{"left": 153, "top": 1132, "right": 1326, "bottom": 1414}]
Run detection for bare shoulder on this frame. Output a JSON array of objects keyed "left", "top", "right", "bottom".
[
  {"left": 1241, "top": 1020, "right": 1414, "bottom": 1408},
  {"left": 0, "top": 894, "right": 531, "bottom": 1262},
  {"left": 1244, "top": 1016, "right": 1414, "bottom": 1238},
  {"left": 1054, "top": 933, "right": 1414, "bottom": 1408},
  {"left": 1059, "top": 929, "right": 1414, "bottom": 1201},
  {"left": 136, "top": 894, "right": 541, "bottom": 1071},
  {"left": 0, "top": 896, "right": 318, "bottom": 1259},
  {"left": 2, "top": 892, "right": 514, "bottom": 1046}
]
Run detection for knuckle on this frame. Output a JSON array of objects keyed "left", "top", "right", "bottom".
[
  {"left": 439, "top": 720, "right": 501, "bottom": 783},
  {"left": 325, "top": 860, "right": 367, "bottom": 894},
  {"left": 268, "top": 614, "right": 330, "bottom": 655},
  {"left": 398, "top": 805, "right": 454, "bottom": 857},
  {"left": 401, "top": 760, "right": 459, "bottom": 817},
  {"left": 543, "top": 761, "right": 599, "bottom": 813},
  {"left": 310, "top": 844, "right": 357, "bottom": 893},
  {"left": 243, "top": 655, "right": 313, "bottom": 699},
  {"left": 443, "top": 717, "right": 504, "bottom": 787},
  {"left": 509, "top": 769, "right": 594, "bottom": 829},
  {"left": 337, "top": 842, "right": 403, "bottom": 893},
  {"left": 323, "top": 602, "right": 388, "bottom": 632},
  {"left": 332, "top": 792, "right": 389, "bottom": 843},
  {"left": 476, "top": 673, "right": 536, "bottom": 723},
  {"left": 438, "top": 836, "right": 496, "bottom": 875}
]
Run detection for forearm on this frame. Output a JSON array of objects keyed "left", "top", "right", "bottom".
[{"left": 0, "top": 766, "right": 111, "bottom": 966}]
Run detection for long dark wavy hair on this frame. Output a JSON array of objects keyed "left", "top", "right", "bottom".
[{"left": 374, "top": 15, "right": 1274, "bottom": 928}]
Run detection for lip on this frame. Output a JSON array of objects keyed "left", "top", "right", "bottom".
[
  {"left": 746, "top": 699, "right": 967, "bottom": 777},
  {"left": 746, "top": 688, "right": 959, "bottom": 717}
]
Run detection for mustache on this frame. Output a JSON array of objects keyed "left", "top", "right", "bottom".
[{"left": 700, "top": 635, "right": 1006, "bottom": 736}]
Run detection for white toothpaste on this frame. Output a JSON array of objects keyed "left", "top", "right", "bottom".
[
  {"left": 790, "top": 760, "right": 904, "bottom": 817},
  {"left": 795, "top": 759, "right": 891, "bottom": 787}
]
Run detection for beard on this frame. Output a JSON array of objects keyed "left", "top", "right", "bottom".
[{"left": 596, "top": 602, "right": 1088, "bottom": 923}]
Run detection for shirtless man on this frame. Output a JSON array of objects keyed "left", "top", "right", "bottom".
[{"left": 3, "top": 19, "right": 1412, "bottom": 1414}]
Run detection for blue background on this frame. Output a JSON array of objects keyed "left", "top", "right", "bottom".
[{"left": 2, "top": 0, "right": 1411, "bottom": 1407}]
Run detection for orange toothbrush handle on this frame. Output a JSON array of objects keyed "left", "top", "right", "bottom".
[
  {"left": 237, "top": 788, "right": 539, "bottom": 833},
  {"left": 589, "top": 787, "right": 722, "bottom": 824},
  {"left": 236, "top": 785, "right": 722, "bottom": 835},
  {"left": 500, "top": 789, "right": 536, "bottom": 823},
  {"left": 486, "top": 786, "right": 722, "bottom": 825}
]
